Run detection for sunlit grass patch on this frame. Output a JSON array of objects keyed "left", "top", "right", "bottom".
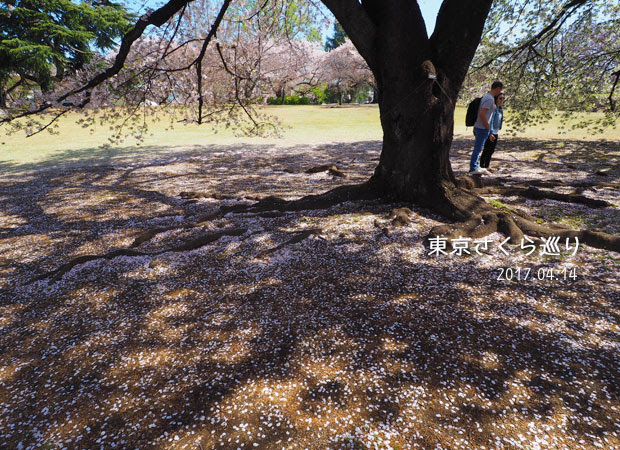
[{"left": 2, "top": 105, "right": 619, "bottom": 168}]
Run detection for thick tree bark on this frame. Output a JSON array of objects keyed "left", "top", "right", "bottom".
[
  {"left": 370, "top": 61, "right": 457, "bottom": 206},
  {"left": 0, "top": 74, "right": 8, "bottom": 109},
  {"left": 336, "top": 0, "right": 492, "bottom": 219},
  {"left": 369, "top": 62, "right": 489, "bottom": 220}
]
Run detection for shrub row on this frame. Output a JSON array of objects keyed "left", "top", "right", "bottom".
[{"left": 266, "top": 96, "right": 312, "bottom": 105}]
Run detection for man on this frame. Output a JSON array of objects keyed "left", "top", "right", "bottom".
[{"left": 469, "top": 81, "right": 503, "bottom": 175}]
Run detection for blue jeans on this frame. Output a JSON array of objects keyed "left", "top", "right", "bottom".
[{"left": 470, "top": 127, "right": 491, "bottom": 172}]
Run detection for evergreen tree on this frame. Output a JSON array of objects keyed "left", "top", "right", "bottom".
[
  {"left": 0, "top": 0, "right": 132, "bottom": 107},
  {"left": 324, "top": 21, "right": 346, "bottom": 51}
]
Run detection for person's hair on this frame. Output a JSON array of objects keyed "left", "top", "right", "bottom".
[
  {"left": 491, "top": 81, "right": 504, "bottom": 90},
  {"left": 494, "top": 91, "right": 505, "bottom": 104}
]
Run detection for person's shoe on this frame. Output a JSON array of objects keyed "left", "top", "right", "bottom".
[{"left": 469, "top": 168, "right": 486, "bottom": 175}]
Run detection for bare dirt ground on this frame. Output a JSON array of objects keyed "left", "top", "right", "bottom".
[{"left": 0, "top": 137, "right": 619, "bottom": 449}]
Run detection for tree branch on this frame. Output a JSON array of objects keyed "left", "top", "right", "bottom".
[
  {"left": 25, "top": 109, "right": 70, "bottom": 137},
  {"left": 58, "top": 0, "right": 193, "bottom": 103},
  {"left": 1, "top": 0, "right": 192, "bottom": 123},
  {"left": 473, "top": 0, "right": 589, "bottom": 72},
  {"left": 5, "top": 77, "right": 25, "bottom": 95},
  {"left": 216, "top": 43, "right": 252, "bottom": 80},
  {"left": 196, "top": 0, "right": 232, "bottom": 124},
  {"left": 320, "top": 0, "right": 377, "bottom": 72},
  {"left": 430, "top": 0, "right": 493, "bottom": 87},
  {"left": 232, "top": 0, "right": 269, "bottom": 23},
  {"left": 610, "top": 70, "right": 620, "bottom": 112}
]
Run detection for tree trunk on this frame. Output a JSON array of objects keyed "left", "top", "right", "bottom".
[
  {"left": 368, "top": 30, "right": 465, "bottom": 219},
  {"left": 323, "top": 0, "right": 493, "bottom": 219},
  {"left": 280, "top": 85, "right": 286, "bottom": 104},
  {"left": 0, "top": 75, "right": 8, "bottom": 109},
  {"left": 369, "top": 69, "right": 471, "bottom": 218}
]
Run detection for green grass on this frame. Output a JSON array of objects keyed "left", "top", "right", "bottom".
[
  {"left": 488, "top": 199, "right": 511, "bottom": 211},
  {"left": 0, "top": 105, "right": 382, "bottom": 166},
  {"left": 533, "top": 205, "right": 597, "bottom": 230},
  {"left": 1, "top": 105, "right": 618, "bottom": 167},
  {"left": 556, "top": 215, "right": 593, "bottom": 229}
]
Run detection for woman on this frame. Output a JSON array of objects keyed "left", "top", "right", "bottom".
[{"left": 479, "top": 92, "right": 504, "bottom": 171}]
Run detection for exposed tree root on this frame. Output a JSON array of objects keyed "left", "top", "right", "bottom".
[
  {"left": 455, "top": 174, "right": 484, "bottom": 190},
  {"left": 433, "top": 174, "right": 620, "bottom": 252},
  {"left": 33, "top": 249, "right": 149, "bottom": 284},
  {"left": 496, "top": 212, "right": 525, "bottom": 244},
  {"left": 256, "top": 229, "right": 323, "bottom": 258},
  {"left": 389, "top": 208, "right": 415, "bottom": 227},
  {"left": 131, "top": 226, "right": 181, "bottom": 248},
  {"left": 33, "top": 184, "right": 378, "bottom": 284},
  {"left": 179, "top": 191, "right": 264, "bottom": 201},
  {"left": 434, "top": 181, "right": 495, "bottom": 221},
  {"left": 129, "top": 184, "right": 375, "bottom": 250},
  {"left": 428, "top": 194, "right": 620, "bottom": 253},
  {"left": 511, "top": 212, "right": 620, "bottom": 252},
  {"left": 305, "top": 165, "right": 347, "bottom": 178},
  {"left": 222, "top": 183, "right": 378, "bottom": 215},
  {"left": 458, "top": 175, "right": 620, "bottom": 191},
  {"left": 475, "top": 185, "right": 612, "bottom": 208},
  {"left": 33, "top": 173, "right": 620, "bottom": 285},
  {"left": 171, "top": 228, "right": 247, "bottom": 252},
  {"left": 427, "top": 213, "right": 499, "bottom": 247},
  {"left": 479, "top": 177, "right": 620, "bottom": 190},
  {"left": 130, "top": 211, "right": 221, "bottom": 247},
  {"left": 456, "top": 175, "right": 614, "bottom": 208},
  {"left": 33, "top": 227, "right": 247, "bottom": 284}
]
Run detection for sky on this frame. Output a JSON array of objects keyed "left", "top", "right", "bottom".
[
  {"left": 125, "top": 0, "right": 444, "bottom": 36},
  {"left": 417, "top": 0, "right": 443, "bottom": 34}
]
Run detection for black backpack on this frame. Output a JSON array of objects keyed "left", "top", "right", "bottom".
[{"left": 465, "top": 97, "right": 481, "bottom": 127}]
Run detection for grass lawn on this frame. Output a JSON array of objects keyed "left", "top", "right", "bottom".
[{"left": 2, "top": 105, "right": 618, "bottom": 167}]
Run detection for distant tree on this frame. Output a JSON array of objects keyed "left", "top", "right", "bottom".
[
  {"left": 324, "top": 20, "right": 346, "bottom": 51},
  {"left": 0, "top": 0, "right": 132, "bottom": 107},
  {"left": 261, "top": 39, "right": 324, "bottom": 103},
  {"left": 322, "top": 39, "right": 373, "bottom": 104}
]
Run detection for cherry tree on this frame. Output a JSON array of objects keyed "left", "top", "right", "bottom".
[
  {"left": 2, "top": 0, "right": 619, "bottom": 251},
  {"left": 321, "top": 39, "right": 373, "bottom": 104},
  {"left": 260, "top": 39, "right": 325, "bottom": 102}
]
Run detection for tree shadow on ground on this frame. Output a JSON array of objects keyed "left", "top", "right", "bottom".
[
  {"left": 0, "top": 141, "right": 382, "bottom": 283},
  {"left": 1, "top": 225, "right": 618, "bottom": 448},
  {"left": 450, "top": 136, "right": 619, "bottom": 179},
  {"left": 450, "top": 136, "right": 620, "bottom": 235},
  {"left": 0, "top": 137, "right": 618, "bottom": 448}
]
